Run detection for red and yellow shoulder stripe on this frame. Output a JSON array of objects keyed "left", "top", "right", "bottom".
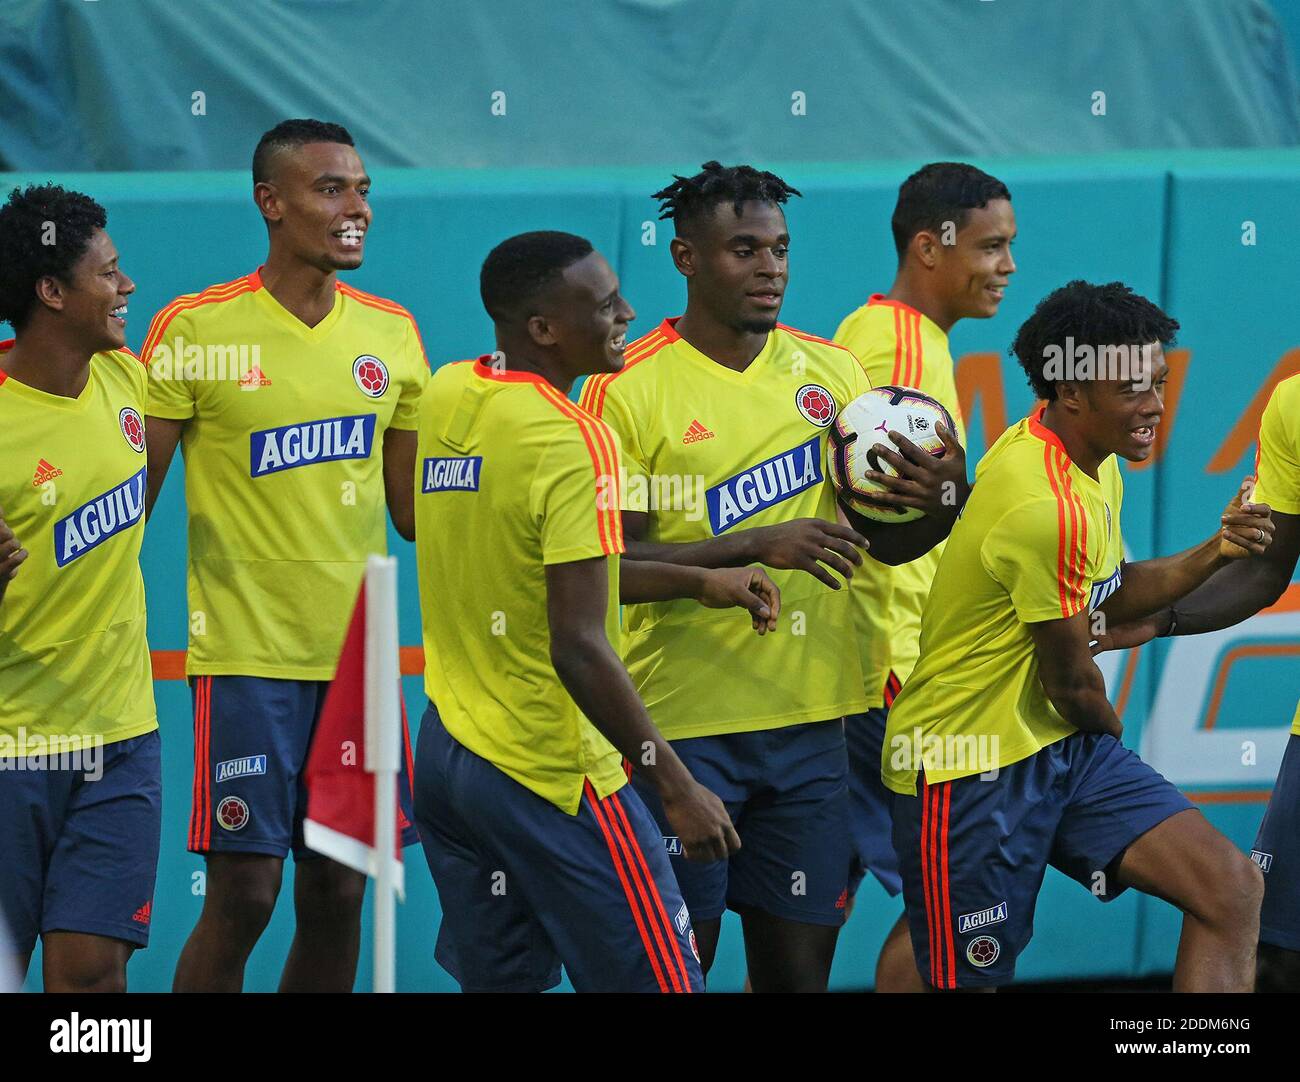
[
  {"left": 532, "top": 381, "right": 624, "bottom": 555},
  {"left": 579, "top": 325, "right": 672, "bottom": 418},
  {"left": 139, "top": 271, "right": 259, "bottom": 363},
  {"left": 864, "top": 296, "right": 925, "bottom": 388},
  {"left": 336, "top": 282, "right": 430, "bottom": 368},
  {"left": 1028, "top": 411, "right": 1090, "bottom": 618},
  {"left": 776, "top": 322, "right": 859, "bottom": 359}
]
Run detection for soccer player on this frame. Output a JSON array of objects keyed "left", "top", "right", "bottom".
[
  {"left": 579, "top": 162, "right": 967, "bottom": 991},
  {"left": 0, "top": 185, "right": 160, "bottom": 991},
  {"left": 141, "top": 120, "right": 428, "bottom": 993},
  {"left": 415, "top": 230, "right": 786, "bottom": 992},
  {"left": 833, "top": 162, "right": 1015, "bottom": 991},
  {"left": 1095, "top": 374, "right": 1300, "bottom": 991},
  {"left": 882, "top": 281, "right": 1271, "bottom": 991}
]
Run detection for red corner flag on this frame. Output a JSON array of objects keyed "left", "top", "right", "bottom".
[{"left": 303, "top": 560, "right": 408, "bottom": 903}]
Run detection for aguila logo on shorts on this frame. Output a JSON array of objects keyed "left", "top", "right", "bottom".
[
  {"left": 675, "top": 902, "right": 691, "bottom": 936},
  {"left": 353, "top": 355, "right": 389, "bottom": 398},
  {"left": 706, "top": 436, "right": 823, "bottom": 534},
  {"left": 53, "top": 467, "right": 146, "bottom": 567},
  {"left": 795, "top": 384, "right": 836, "bottom": 427},
  {"left": 957, "top": 901, "right": 1008, "bottom": 934},
  {"left": 421, "top": 456, "right": 482, "bottom": 492},
  {"left": 216, "top": 796, "right": 250, "bottom": 831},
  {"left": 1251, "top": 850, "right": 1273, "bottom": 873},
  {"left": 663, "top": 836, "right": 684, "bottom": 856},
  {"left": 966, "top": 935, "right": 1000, "bottom": 968},
  {"left": 215, "top": 755, "right": 267, "bottom": 783},
  {"left": 119, "top": 407, "right": 146, "bottom": 452},
  {"left": 250, "top": 414, "right": 376, "bottom": 476}
]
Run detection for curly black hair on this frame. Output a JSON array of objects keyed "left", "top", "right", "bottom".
[
  {"left": 480, "top": 230, "right": 594, "bottom": 323},
  {"left": 1010, "top": 280, "right": 1179, "bottom": 400},
  {"left": 652, "top": 161, "right": 801, "bottom": 235},
  {"left": 0, "top": 184, "right": 108, "bottom": 332},
  {"left": 891, "top": 162, "right": 1011, "bottom": 260}
]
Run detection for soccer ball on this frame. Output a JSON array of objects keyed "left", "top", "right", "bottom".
[{"left": 826, "top": 385, "right": 955, "bottom": 523}]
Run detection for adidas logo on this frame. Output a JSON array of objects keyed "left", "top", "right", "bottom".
[
  {"left": 682, "top": 419, "right": 716, "bottom": 444},
  {"left": 835, "top": 888, "right": 848, "bottom": 910},
  {"left": 131, "top": 900, "right": 152, "bottom": 925},
  {"left": 33, "top": 458, "right": 63, "bottom": 486},
  {"left": 239, "top": 365, "right": 272, "bottom": 389}
]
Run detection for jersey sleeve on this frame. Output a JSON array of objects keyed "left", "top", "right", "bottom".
[
  {"left": 1254, "top": 380, "right": 1300, "bottom": 515},
  {"left": 582, "top": 378, "right": 650, "bottom": 514},
  {"left": 980, "top": 496, "right": 1089, "bottom": 622},
  {"left": 836, "top": 314, "right": 894, "bottom": 391},
  {"left": 389, "top": 317, "right": 430, "bottom": 431},
  {"left": 532, "top": 423, "right": 626, "bottom": 565},
  {"left": 140, "top": 304, "right": 196, "bottom": 420}
]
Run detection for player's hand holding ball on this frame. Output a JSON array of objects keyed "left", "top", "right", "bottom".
[
  {"left": 660, "top": 779, "right": 742, "bottom": 863},
  {"left": 1217, "top": 476, "right": 1273, "bottom": 559},
  {"left": 695, "top": 565, "right": 782, "bottom": 634},
  {"left": 0, "top": 505, "right": 29, "bottom": 605}
]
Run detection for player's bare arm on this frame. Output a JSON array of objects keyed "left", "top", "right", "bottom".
[
  {"left": 1095, "top": 476, "right": 1275, "bottom": 631},
  {"left": 1027, "top": 611, "right": 1123, "bottom": 738},
  {"left": 546, "top": 555, "right": 742, "bottom": 861},
  {"left": 1096, "top": 506, "right": 1298, "bottom": 652},
  {"left": 143, "top": 415, "right": 185, "bottom": 519},
  {"left": 840, "top": 422, "right": 970, "bottom": 565},
  {"left": 620, "top": 561, "right": 780, "bottom": 634},
  {"left": 381, "top": 427, "right": 417, "bottom": 541},
  {"left": 0, "top": 504, "right": 29, "bottom": 606},
  {"left": 621, "top": 509, "right": 868, "bottom": 591}
]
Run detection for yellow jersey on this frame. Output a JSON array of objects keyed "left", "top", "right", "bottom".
[
  {"left": 834, "top": 294, "right": 966, "bottom": 698},
  {"left": 141, "top": 270, "right": 429, "bottom": 679},
  {"left": 0, "top": 343, "right": 157, "bottom": 756},
  {"left": 415, "top": 358, "right": 628, "bottom": 815},
  {"left": 579, "top": 318, "right": 872, "bottom": 740},
  {"left": 1252, "top": 374, "right": 1300, "bottom": 735},
  {"left": 884, "top": 407, "right": 1125, "bottom": 794}
]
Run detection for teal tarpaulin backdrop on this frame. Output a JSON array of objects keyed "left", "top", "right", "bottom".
[
  {"left": 2, "top": 0, "right": 1299, "bottom": 172},
  {"left": 6, "top": 150, "right": 1297, "bottom": 991}
]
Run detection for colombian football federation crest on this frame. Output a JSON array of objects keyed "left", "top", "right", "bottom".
[
  {"left": 216, "top": 795, "right": 250, "bottom": 831},
  {"left": 353, "top": 354, "right": 389, "bottom": 398},
  {"left": 795, "top": 383, "right": 835, "bottom": 427},
  {"left": 119, "top": 407, "right": 146, "bottom": 452},
  {"left": 966, "top": 935, "right": 1000, "bottom": 968}
]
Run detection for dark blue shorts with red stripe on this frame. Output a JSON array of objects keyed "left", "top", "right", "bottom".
[
  {"left": 892, "top": 730, "right": 1191, "bottom": 988},
  {"left": 413, "top": 701, "right": 703, "bottom": 993},
  {"left": 187, "top": 675, "right": 419, "bottom": 859}
]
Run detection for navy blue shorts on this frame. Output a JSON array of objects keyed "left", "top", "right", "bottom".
[
  {"left": 631, "top": 718, "right": 851, "bottom": 927},
  {"left": 892, "top": 731, "right": 1193, "bottom": 988},
  {"left": 188, "top": 675, "right": 419, "bottom": 859},
  {"left": 414, "top": 702, "right": 703, "bottom": 993},
  {"left": 0, "top": 730, "right": 161, "bottom": 954},
  {"left": 1254, "top": 732, "right": 1300, "bottom": 951},
  {"left": 846, "top": 706, "right": 903, "bottom": 899}
]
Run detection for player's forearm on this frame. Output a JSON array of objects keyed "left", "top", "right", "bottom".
[
  {"left": 1100, "top": 537, "right": 1225, "bottom": 625},
  {"left": 1164, "top": 556, "right": 1291, "bottom": 636},
  {"left": 550, "top": 632, "right": 696, "bottom": 798},
  {"left": 619, "top": 560, "right": 711, "bottom": 603},
  {"left": 621, "top": 533, "right": 758, "bottom": 569},
  {"left": 1041, "top": 666, "right": 1122, "bottom": 738}
]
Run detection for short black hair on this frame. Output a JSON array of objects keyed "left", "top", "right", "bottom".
[
  {"left": 480, "top": 231, "right": 595, "bottom": 323},
  {"left": 1011, "top": 280, "right": 1179, "bottom": 401},
  {"left": 891, "top": 162, "right": 1011, "bottom": 259},
  {"left": 252, "top": 118, "right": 355, "bottom": 184},
  {"left": 0, "top": 184, "right": 108, "bottom": 332},
  {"left": 652, "top": 161, "right": 801, "bottom": 235}
]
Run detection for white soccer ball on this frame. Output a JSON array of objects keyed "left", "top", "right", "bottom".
[{"left": 826, "top": 385, "right": 955, "bottom": 523}]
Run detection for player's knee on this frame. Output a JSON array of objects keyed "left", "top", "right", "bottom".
[
  {"left": 298, "top": 864, "right": 367, "bottom": 924},
  {"left": 1197, "top": 851, "right": 1264, "bottom": 930},
  {"left": 47, "top": 959, "right": 127, "bottom": 993},
  {"left": 206, "top": 867, "right": 281, "bottom": 934}
]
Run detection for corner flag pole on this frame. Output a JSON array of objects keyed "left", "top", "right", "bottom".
[{"left": 365, "top": 555, "right": 400, "bottom": 994}]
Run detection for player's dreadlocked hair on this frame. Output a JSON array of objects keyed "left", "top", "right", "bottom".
[
  {"left": 652, "top": 161, "right": 801, "bottom": 234},
  {"left": 480, "top": 230, "right": 594, "bottom": 323},
  {"left": 0, "top": 184, "right": 107, "bottom": 332},
  {"left": 252, "top": 118, "right": 355, "bottom": 184},
  {"left": 891, "top": 162, "right": 1010, "bottom": 260},
  {"left": 1011, "top": 280, "right": 1179, "bottom": 401}
]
